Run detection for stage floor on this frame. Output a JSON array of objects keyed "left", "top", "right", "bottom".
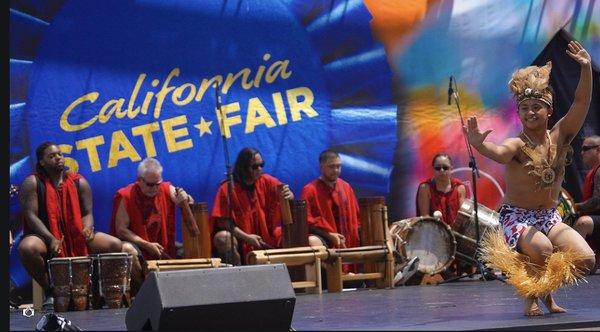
[{"left": 10, "top": 274, "right": 600, "bottom": 331}]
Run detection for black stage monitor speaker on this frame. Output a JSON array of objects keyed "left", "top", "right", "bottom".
[{"left": 125, "top": 264, "right": 296, "bottom": 331}]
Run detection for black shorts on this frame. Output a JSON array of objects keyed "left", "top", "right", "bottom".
[{"left": 590, "top": 215, "right": 600, "bottom": 240}]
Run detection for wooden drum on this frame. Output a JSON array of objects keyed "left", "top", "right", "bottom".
[
  {"left": 94, "top": 253, "right": 132, "bottom": 309},
  {"left": 281, "top": 199, "right": 310, "bottom": 285},
  {"left": 182, "top": 202, "right": 212, "bottom": 258},
  {"left": 48, "top": 256, "right": 92, "bottom": 312},
  {"left": 359, "top": 196, "right": 388, "bottom": 246}
]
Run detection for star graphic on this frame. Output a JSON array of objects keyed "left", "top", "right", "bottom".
[{"left": 194, "top": 117, "right": 213, "bottom": 137}]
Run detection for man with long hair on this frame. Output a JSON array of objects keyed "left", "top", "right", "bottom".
[{"left": 211, "top": 147, "right": 293, "bottom": 265}]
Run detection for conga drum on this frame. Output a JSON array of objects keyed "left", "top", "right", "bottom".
[
  {"left": 96, "top": 253, "right": 132, "bottom": 309},
  {"left": 48, "top": 256, "right": 92, "bottom": 312},
  {"left": 70, "top": 256, "right": 92, "bottom": 311},
  {"left": 48, "top": 258, "right": 72, "bottom": 312}
]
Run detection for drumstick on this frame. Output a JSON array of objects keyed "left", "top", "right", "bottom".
[
  {"left": 259, "top": 240, "right": 275, "bottom": 250},
  {"left": 160, "top": 250, "right": 173, "bottom": 260}
]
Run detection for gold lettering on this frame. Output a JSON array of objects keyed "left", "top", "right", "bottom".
[
  {"left": 99, "top": 98, "right": 125, "bottom": 123},
  {"left": 272, "top": 92, "right": 287, "bottom": 125},
  {"left": 126, "top": 73, "right": 146, "bottom": 118},
  {"left": 215, "top": 102, "right": 242, "bottom": 139},
  {"left": 245, "top": 97, "right": 276, "bottom": 134},
  {"left": 60, "top": 92, "right": 99, "bottom": 132},
  {"left": 162, "top": 115, "right": 193, "bottom": 152},
  {"left": 287, "top": 87, "right": 318, "bottom": 121},
  {"left": 253, "top": 53, "right": 270, "bottom": 88},
  {"left": 153, "top": 68, "right": 179, "bottom": 119},
  {"left": 108, "top": 130, "right": 141, "bottom": 168},
  {"left": 172, "top": 83, "right": 196, "bottom": 106},
  {"left": 223, "top": 68, "right": 254, "bottom": 94},
  {"left": 195, "top": 76, "right": 223, "bottom": 102},
  {"left": 266, "top": 60, "right": 292, "bottom": 83},
  {"left": 131, "top": 122, "right": 160, "bottom": 158},
  {"left": 75, "top": 135, "right": 105, "bottom": 172}
]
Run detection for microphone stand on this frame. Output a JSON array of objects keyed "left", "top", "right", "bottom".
[
  {"left": 215, "top": 82, "right": 237, "bottom": 266},
  {"left": 439, "top": 76, "right": 504, "bottom": 284}
]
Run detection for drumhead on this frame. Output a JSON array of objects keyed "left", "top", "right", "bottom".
[
  {"left": 395, "top": 217, "right": 456, "bottom": 275},
  {"left": 48, "top": 257, "right": 71, "bottom": 264},
  {"left": 97, "top": 253, "right": 132, "bottom": 260}
]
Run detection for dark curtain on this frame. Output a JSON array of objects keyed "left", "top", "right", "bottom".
[{"left": 532, "top": 28, "right": 600, "bottom": 202}]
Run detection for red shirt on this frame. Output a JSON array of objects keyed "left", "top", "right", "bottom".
[
  {"left": 24, "top": 172, "right": 88, "bottom": 257},
  {"left": 582, "top": 164, "right": 600, "bottom": 215},
  {"left": 110, "top": 182, "right": 176, "bottom": 259},
  {"left": 416, "top": 178, "right": 464, "bottom": 226},
  {"left": 301, "top": 178, "right": 361, "bottom": 249},
  {"left": 211, "top": 174, "right": 283, "bottom": 258}
]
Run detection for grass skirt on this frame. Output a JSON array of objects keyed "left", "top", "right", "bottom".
[{"left": 479, "top": 230, "right": 586, "bottom": 298}]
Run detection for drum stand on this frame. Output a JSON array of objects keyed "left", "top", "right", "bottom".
[
  {"left": 216, "top": 82, "right": 238, "bottom": 266},
  {"left": 438, "top": 77, "right": 504, "bottom": 284}
]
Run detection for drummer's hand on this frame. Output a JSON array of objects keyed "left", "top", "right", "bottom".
[
  {"left": 143, "top": 242, "right": 164, "bottom": 258},
  {"left": 174, "top": 187, "right": 190, "bottom": 206},
  {"left": 49, "top": 237, "right": 63, "bottom": 256},
  {"left": 328, "top": 233, "right": 346, "bottom": 248},
  {"left": 186, "top": 220, "right": 200, "bottom": 237},
  {"left": 244, "top": 234, "right": 263, "bottom": 248},
  {"left": 279, "top": 184, "right": 294, "bottom": 200},
  {"left": 82, "top": 226, "right": 95, "bottom": 243}
]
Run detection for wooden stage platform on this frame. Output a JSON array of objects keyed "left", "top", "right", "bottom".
[{"left": 10, "top": 274, "right": 600, "bottom": 331}]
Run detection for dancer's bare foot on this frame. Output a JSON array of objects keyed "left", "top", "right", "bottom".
[
  {"left": 524, "top": 297, "right": 544, "bottom": 316},
  {"left": 542, "top": 294, "right": 567, "bottom": 314}
]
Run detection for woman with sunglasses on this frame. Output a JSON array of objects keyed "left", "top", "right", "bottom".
[
  {"left": 211, "top": 147, "right": 294, "bottom": 265},
  {"left": 416, "top": 153, "right": 467, "bottom": 227}
]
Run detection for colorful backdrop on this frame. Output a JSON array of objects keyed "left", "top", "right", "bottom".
[{"left": 9, "top": 0, "right": 600, "bottom": 290}]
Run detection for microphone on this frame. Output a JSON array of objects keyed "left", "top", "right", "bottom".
[{"left": 447, "top": 76, "right": 453, "bottom": 105}]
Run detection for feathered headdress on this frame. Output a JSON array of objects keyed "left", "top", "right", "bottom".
[{"left": 508, "top": 61, "right": 553, "bottom": 107}]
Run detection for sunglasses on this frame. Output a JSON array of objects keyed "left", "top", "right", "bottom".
[
  {"left": 250, "top": 162, "right": 265, "bottom": 170},
  {"left": 140, "top": 178, "right": 163, "bottom": 187},
  {"left": 434, "top": 165, "right": 450, "bottom": 171},
  {"left": 582, "top": 145, "right": 599, "bottom": 152}
]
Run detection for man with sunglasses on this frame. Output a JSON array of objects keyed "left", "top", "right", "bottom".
[
  {"left": 111, "top": 157, "right": 200, "bottom": 291},
  {"left": 18, "top": 142, "right": 124, "bottom": 309},
  {"left": 416, "top": 153, "right": 466, "bottom": 227},
  {"left": 212, "top": 147, "right": 294, "bottom": 265},
  {"left": 572, "top": 135, "right": 600, "bottom": 273}
]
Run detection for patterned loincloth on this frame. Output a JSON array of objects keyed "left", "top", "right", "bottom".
[{"left": 498, "top": 204, "right": 562, "bottom": 249}]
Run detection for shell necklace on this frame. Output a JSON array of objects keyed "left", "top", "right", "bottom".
[{"left": 520, "top": 130, "right": 557, "bottom": 188}]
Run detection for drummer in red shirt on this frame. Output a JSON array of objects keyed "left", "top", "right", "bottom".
[
  {"left": 302, "top": 150, "right": 361, "bottom": 252},
  {"left": 416, "top": 153, "right": 467, "bottom": 227},
  {"left": 416, "top": 153, "right": 468, "bottom": 279},
  {"left": 211, "top": 147, "right": 294, "bottom": 265}
]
